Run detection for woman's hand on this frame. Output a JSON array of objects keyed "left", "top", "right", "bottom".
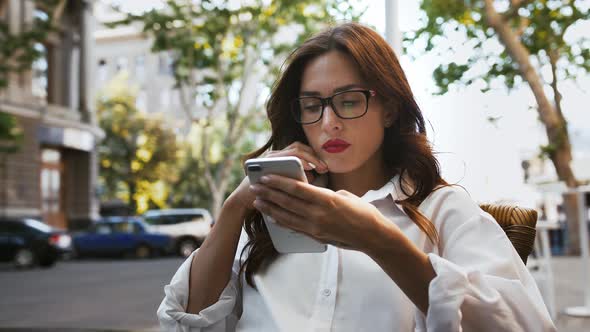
[
  {"left": 250, "top": 174, "right": 390, "bottom": 251},
  {"left": 228, "top": 142, "right": 329, "bottom": 213}
]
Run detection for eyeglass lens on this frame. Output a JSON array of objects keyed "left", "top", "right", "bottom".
[{"left": 295, "top": 91, "right": 367, "bottom": 124}]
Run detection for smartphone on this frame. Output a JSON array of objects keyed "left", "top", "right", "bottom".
[{"left": 245, "top": 156, "right": 327, "bottom": 254}]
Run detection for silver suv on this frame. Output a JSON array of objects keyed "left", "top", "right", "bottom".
[{"left": 143, "top": 208, "right": 213, "bottom": 257}]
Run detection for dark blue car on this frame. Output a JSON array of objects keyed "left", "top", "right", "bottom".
[
  {"left": 72, "top": 217, "right": 172, "bottom": 259},
  {"left": 0, "top": 218, "right": 72, "bottom": 268}
]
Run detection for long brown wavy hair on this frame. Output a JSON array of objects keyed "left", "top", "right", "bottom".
[{"left": 239, "top": 22, "right": 446, "bottom": 289}]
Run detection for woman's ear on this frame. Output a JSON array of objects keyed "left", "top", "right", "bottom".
[{"left": 383, "top": 106, "right": 398, "bottom": 128}]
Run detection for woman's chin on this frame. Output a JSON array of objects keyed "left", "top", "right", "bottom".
[{"left": 322, "top": 163, "right": 359, "bottom": 174}]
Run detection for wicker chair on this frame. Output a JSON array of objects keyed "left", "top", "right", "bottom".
[{"left": 479, "top": 204, "right": 538, "bottom": 264}]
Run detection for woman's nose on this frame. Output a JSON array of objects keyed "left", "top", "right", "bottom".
[{"left": 321, "top": 104, "right": 343, "bottom": 131}]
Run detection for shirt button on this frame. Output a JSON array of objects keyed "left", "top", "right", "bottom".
[{"left": 322, "top": 289, "right": 331, "bottom": 297}]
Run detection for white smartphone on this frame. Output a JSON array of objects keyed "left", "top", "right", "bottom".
[{"left": 245, "top": 156, "right": 327, "bottom": 254}]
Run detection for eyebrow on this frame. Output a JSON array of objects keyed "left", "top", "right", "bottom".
[{"left": 300, "top": 83, "right": 365, "bottom": 97}]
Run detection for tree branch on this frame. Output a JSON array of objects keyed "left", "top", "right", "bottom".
[
  {"left": 484, "top": 0, "right": 558, "bottom": 127},
  {"left": 484, "top": 0, "right": 577, "bottom": 187},
  {"left": 548, "top": 49, "right": 565, "bottom": 123},
  {"left": 503, "top": 0, "right": 533, "bottom": 21},
  {"left": 178, "top": 84, "right": 196, "bottom": 122}
]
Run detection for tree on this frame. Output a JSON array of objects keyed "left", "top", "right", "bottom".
[
  {"left": 0, "top": 112, "right": 23, "bottom": 216},
  {"left": 110, "top": 0, "right": 364, "bottom": 218},
  {"left": 407, "top": 0, "right": 589, "bottom": 254},
  {"left": 97, "top": 73, "right": 179, "bottom": 214},
  {"left": 168, "top": 121, "right": 258, "bottom": 210}
]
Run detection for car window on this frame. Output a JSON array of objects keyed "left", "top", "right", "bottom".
[
  {"left": 132, "top": 222, "right": 144, "bottom": 233},
  {"left": 23, "top": 219, "right": 53, "bottom": 233},
  {"left": 144, "top": 212, "right": 206, "bottom": 225},
  {"left": 185, "top": 214, "right": 204, "bottom": 222},
  {"left": 112, "top": 222, "right": 133, "bottom": 233},
  {"left": 95, "top": 224, "right": 112, "bottom": 234},
  {"left": 0, "top": 222, "right": 27, "bottom": 234},
  {"left": 0, "top": 222, "right": 20, "bottom": 234},
  {"left": 144, "top": 216, "right": 164, "bottom": 226},
  {"left": 168, "top": 214, "right": 204, "bottom": 224},
  {"left": 165, "top": 216, "right": 182, "bottom": 225}
]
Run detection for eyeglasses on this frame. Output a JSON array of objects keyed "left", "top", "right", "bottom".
[{"left": 290, "top": 89, "right": 376, "bottom": 125}]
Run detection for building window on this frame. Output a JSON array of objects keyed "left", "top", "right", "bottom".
[
  {"left": 158, "top": 53, "right": 173, "bottom": 75},
  {"left": 31, "top": 42, "right": 48, "bottom": 102},
  {"left": 136, "top": 88, "right": 147, "bottom": 111},
  {"left": 160, "top": 89, "right": 170, "bottom": 108},
  {"left": 115, "top": 56, "right": 128, "bottom": 72},
  {"left": 98, "top": 58, "right": 108, "bottom": 83},
  {"left": 135, "top": 55, "right": 145, "bottom": 81},
  {"left": 171, "top": 90, "right": 180, "bottom": 106}
]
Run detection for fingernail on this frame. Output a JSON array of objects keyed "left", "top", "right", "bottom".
[
  {"left": 308, "top": 162, "right": 317, "bottom": 169},
  {"left": 320, "top": 160, "right": 328, "bottom": 168},
  {"left": 260, "top": 176, "right": 269, "bottom": 183}
]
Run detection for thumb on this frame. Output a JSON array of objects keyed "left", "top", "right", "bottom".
[{"left": 336, "top": 189, "right": 356, "bottom": 197}]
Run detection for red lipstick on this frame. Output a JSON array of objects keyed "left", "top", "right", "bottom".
[{"left": 322, "top": 139, "right": 351, "bottom": 153}]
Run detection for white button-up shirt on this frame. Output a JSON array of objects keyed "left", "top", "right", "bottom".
[{"left": 157, "top": 175, "right": 556, "bottom": 331}]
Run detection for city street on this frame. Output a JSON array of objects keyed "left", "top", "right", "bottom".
[
  {"left": 1, "top": 256, "right": 590, "bottom": 331},
  {"left": 0, "top": 257, "right": 185, "bottom": 331}
]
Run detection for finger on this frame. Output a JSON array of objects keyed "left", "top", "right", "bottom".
[
  {"left": 251, "top": 183, "right": 316, "bottom": 218},
  {"left": 268, "top": 142, "right": 328, "bottom": 172},
  {"left": 335, "top": 189, "right": 357, "bottom": 198},
  {"left": 286, "top": 150, "right": 324, "bottom": 172},
  {"left": 253, "top": 198, "right": 313, "bottom": 235},
  {"left": 259, "top": 174, "right": 332, "bottom": 204},
  {"left": 289, "top": 142, "right": 329, "bottom": 172},
  {"left": 265, "top": 150, "right": 315, "bottom": 172}
]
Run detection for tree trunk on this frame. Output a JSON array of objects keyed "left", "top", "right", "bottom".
[
  {"left": 484, "top": 0, "right": 581, "bottom": 254},
  {"left": 127, "top": 180, "right": 137, "bottom": 215},
  {"left": 210, "top": 187, "right": 225, "bottom": 221}
]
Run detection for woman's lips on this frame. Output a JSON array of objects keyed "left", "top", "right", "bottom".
[{"left": 322, "top": 139, "right": 351, "bottom": 153}]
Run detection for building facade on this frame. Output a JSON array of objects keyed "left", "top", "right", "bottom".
[
  {"left": 0, "top": 0, "right": 102, "bottom": 230},
  {"left": 93, "top": 3, "right": 190, "bottom": 133}
]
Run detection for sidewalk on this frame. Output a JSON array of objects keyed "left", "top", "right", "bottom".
[{"left": 550, "top": 257, "right": 590, "bottom": 332}]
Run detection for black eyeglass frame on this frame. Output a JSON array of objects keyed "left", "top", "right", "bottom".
[{"left": 290, "top": 89, "right": 377, "bottom": 125}]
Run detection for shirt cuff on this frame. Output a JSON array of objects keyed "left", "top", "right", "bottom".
[
  {"left": 422, "top": 253, "right": 470, "bottom": 332},
  {"left": 159, "top": 280, "right": 240, "bottom": 328},
  {"left": 157, "top": 250, "right": 240, "bottom": 329}
]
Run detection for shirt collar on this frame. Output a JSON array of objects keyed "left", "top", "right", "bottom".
[{"left": 312, "top": 172, "right": 412, "bottom": 204}]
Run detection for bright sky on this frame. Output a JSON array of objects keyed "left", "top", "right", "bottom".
[{"left": 102, "top": 0, "right": 590, "bottom": 206}]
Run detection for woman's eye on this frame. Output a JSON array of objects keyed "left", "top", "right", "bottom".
[
  {"left": 303, "top": 105, "right": 322, "bottom": 112},
  {"left": 341, "top": 100, "right": 360, "bottom": 108}
]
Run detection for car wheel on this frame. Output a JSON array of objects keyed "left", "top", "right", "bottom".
[
  {"left": 14, "top": 248, "right": 36, "bottom": 268},
  {"left": 39, "top": 258, "right": 57, "bottom": 268},
  {"left": 178, "top": 239, "right": 199, "bottom": 258},
  {"left": 135, "top": 244, "right": 152, "bottom": 259}
]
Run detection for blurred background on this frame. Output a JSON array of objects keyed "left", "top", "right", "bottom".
[{"left": 0, "top": 0, "right": 589, "bottom": 331}]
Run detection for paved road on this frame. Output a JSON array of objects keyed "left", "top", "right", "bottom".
[
  {"left": 1, "top": 256, "right": 590, "bottom": 331},
  {"left": 0, "top": 257, "right": 185, "bottom": 331},
  {"left": 550, "top": 257, "right": 590, "bottom": 332}
]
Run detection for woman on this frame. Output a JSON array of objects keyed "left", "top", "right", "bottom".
[{"left": 158, "top": 22, "right": 555, "bottom": 331}]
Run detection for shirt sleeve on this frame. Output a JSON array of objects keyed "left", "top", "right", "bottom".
[
  {"left": 415, "top": 187, "right": 556, "bottom": 332},
  {"left": 157, "top": 229, "right": 249, "bottom": 331}
]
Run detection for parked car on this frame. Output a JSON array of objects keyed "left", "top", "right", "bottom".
[
  {"left": 72, "top": 217, "right": 172, "bottom": 259},
  {"left": 143, "top": 208, "right": 213, "bottom": 257},
  {"left": 0, "top": 218, "right": 72, "bottom": 268}
]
